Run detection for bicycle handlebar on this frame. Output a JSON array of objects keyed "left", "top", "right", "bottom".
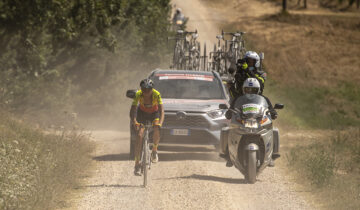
[{"left": 137, "top": 121, "right": 161, "bottom": 129}]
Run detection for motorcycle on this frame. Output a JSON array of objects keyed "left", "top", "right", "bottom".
[
  {"left": 172, "top": 15, "right": 187, "bottom": 31},
  {"left": 219, "top": 94, "right": 284, "bottom": 183}
]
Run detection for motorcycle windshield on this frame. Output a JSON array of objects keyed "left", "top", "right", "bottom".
[{"left": 233, "top": 94, "right": 268, "bottom": 118}]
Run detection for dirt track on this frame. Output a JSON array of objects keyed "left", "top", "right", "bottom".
[
  {"left": 65, "top": 1, "right": 315, "bottom": 209},
  {"left": 68, "top": 130, "right": 311, "bottom": 210}
]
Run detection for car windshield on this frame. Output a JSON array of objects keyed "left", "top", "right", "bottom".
[{"left": 150, "top": 73, "right": 225, "bottom": 99}]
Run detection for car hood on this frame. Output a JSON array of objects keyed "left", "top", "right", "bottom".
[{"left": 163, "top": 99, "right": 228, "bottom": 112}]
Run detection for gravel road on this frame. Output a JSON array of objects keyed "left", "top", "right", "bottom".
[
  {"left": 67, "top": 1, "right": 315, "bottom": 209},
  {"left": 68, "top": 130, "right": 312, "bottom": 210}
]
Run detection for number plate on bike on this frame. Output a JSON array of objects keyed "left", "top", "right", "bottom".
[{"left": 171, "top": 129, "right": 190, "bottom": 136}]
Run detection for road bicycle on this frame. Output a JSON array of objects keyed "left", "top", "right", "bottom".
[
  {"left": 209, "top": 34, "right": 227, "bottom": 75},
  {"left": 168, "top": 30, "right": 199, "bottom": 70},
  {"left": 222, "top": 30, "right": 246, "bottom": 71},
  {"left": 185, "top": 30, "right": 201, "bottom": 70}
]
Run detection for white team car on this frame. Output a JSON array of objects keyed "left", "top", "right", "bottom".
[{"left": 127, "top": 69, "right": 230, "bottom": 159}]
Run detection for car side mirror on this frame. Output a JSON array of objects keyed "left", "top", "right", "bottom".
[
  {"left": 126, "top": 90, "right": 137, "bottom": 99},
  {"left": 274, "top": 104, "right": 284, "bottom": 109},
  {"left": 219, "top": 104, "right": 229, "bottom": 109}
]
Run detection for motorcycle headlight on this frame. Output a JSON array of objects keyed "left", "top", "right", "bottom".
[
  {"left": 207, "top": 109, "right": 226, "bottom": 119},
  {"left": 176, "top": 20, "right": 183, "bottom": 25},
  {"left": 243, "top": 119, "right": 259, "bottom": 128}
]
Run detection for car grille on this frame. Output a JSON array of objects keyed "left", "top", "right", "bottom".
[{"left": 163, "top": 114, "right": 209, "bottom": 128}]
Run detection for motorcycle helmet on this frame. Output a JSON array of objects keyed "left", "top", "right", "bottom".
[
  {"left": 242, "top": 78, "right": 260, "bottom": 94},
  {"left": 244, "top": 51, "right": 260, "bottom": 68},
  {"left": 176, "top": 8, "right": 182, "bottom": 14},
  {"left": 140, "top": 79, "right": 154, "bottom": 89}
]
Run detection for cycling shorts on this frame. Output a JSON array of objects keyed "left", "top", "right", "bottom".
[{"left": 136, "top": 107, "right": 160, "bottom": 124}]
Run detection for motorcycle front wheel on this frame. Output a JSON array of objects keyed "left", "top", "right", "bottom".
[{"left": 247, "top": 150, "right": 257, "bottom": 184}]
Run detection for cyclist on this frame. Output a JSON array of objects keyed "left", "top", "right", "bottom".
[{"left": 130, "top": 79, "right": 164, "bottom": 176}]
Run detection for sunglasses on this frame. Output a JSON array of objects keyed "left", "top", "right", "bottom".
[{"left": 142, "top": 88, "right": 153, "bottom": 92}]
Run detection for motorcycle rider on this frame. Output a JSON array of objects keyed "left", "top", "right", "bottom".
[
  {"left": 172, "top": 8, "right": 185, "bottom": 26},
  {"left": 130, "top": 79, "right": 164, "bottom": 176},
  {"left": 224, "top": 78, "right": 278, "bottom": 167},
  {"left": 228, "top": 51, "right": 277, "bottom": 120}
]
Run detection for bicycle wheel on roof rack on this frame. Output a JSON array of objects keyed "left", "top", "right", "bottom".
[
  {"left": 202, "top": 42, "right": 207, "bottom": 71},
  {"left": 195, "top": 42, "right": 201, "bottom": 71}
]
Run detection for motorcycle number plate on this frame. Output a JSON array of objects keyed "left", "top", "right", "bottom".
[
  {"left": 171, "top": 129, "right": 190, "bottom": 136},
  {"left": 244, "top": 121, "right": 258, "bottom": 128}
]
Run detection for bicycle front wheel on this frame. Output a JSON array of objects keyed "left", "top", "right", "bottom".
[{"left": 142, "top": 137, "right": 149, "bottom": 187}]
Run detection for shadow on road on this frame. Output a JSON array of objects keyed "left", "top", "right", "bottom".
[
  {"left": 159, "top": 174, "right": 246, "bottom": 184},
  {"left": 93, "top": 150, "right": 223, "bottom": 162},
  {"left": 92, "top": 154, "right": 129, "bottom": 161},
  {"left": 83, "top": 184, "right": 139, "bottom": 188},
  {"left": 159, "top": 145, "right": 216, "bottom": 153},
  {"left": 159, "top": 152, "right": 223, "bottom": 162}
]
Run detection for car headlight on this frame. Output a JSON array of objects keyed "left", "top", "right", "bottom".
[{"left": 207, "top": 109, "right": 226, "bottom": 119}]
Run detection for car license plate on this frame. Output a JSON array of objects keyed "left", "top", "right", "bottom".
[{"left": 171, "top": 129, "right": 190, "bottom": 136}]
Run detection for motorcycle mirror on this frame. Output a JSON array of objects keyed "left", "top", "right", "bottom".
[
  {"left": 259, "top": 52, "right": 264, "bottom": 60},
  {"left": 219, "top": 104, "right": 229, "bottom": 109},
  {"left": 274, "top": 104, "right": 284, "bottom": 109},
  {"left": 126, "top": 89, "right": 137, "bottom": 99}
]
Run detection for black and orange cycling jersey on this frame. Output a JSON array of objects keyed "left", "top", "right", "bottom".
[{"left": 132, "top": 89, "right": 163, "bottom": 113}]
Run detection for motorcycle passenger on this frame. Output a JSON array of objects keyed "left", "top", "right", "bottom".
[
  {"left": 224, "top": 78, "right": 277, "bottom": 167},
  {"left": 229, "top": 51, "right": 265, "bottom": 98},
  {"left": 228, "top": 51, "right": 277, "bottom": 120},
  {"left": 130, "top": 79, "right": 165, "bottom": 176}
]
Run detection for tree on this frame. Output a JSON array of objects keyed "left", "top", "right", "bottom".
[
  {"left": 283, "top": 0, "right": 287, "bottom": 11},
  {"left": 297, "top": 0, "right": 307, "bottom": 8}
]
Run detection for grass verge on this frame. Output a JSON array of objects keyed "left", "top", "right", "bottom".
[
  {"left": 286, "top": 128, "right": 360, "bottom": 209},
  {"left": 264, "top": 78, "right": 360, "bottom": 130},
  {"left": 0, "top": 111, "right": 94, "bottom": 209}
]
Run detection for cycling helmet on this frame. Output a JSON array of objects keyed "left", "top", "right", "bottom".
[
  {"left": 244, "top": 51, "right": 260, "bottom": 68},
  {"left": 242, "top": 78, "right": 260, "bottom": 94},
  {"left": 140, "top": 79, "right": 154, "bottom": 89}
]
